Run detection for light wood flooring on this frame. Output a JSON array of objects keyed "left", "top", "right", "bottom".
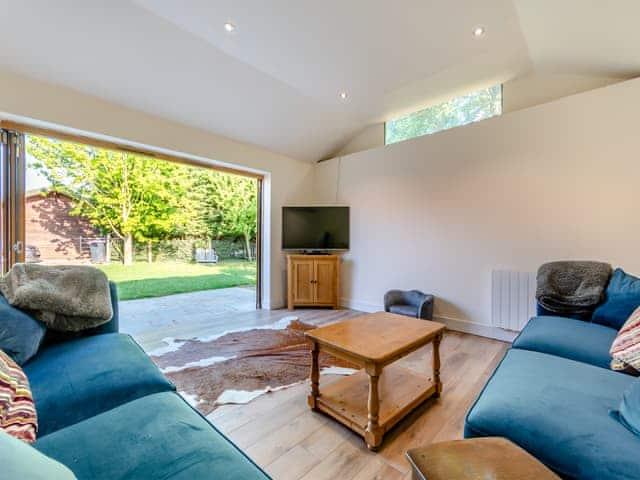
[{"left": 206, "top": 309, "right": 509, "bottom": 480}]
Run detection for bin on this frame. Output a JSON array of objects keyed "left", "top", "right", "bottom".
[{"left": 89, "top": 241, "right": 106, "bottom": 264}]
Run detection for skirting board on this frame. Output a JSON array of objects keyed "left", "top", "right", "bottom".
[
  {"left": 340, "top": 297, "right": 518, "bottom": 343},
  {"left": 434, "top": 315, "right": 518, "bottom": 343}
]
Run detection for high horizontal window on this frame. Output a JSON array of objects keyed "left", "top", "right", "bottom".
[{"left": 385, "top": 84, "right": 503, "bottom": 145}]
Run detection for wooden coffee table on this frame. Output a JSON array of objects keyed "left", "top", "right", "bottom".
[{"left": 305, "top": 312, "right": 445, "bottom": 450}]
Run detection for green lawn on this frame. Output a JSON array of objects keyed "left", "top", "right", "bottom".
[{"left": 98, "top": 260, "right": 256, "bottom": 300}]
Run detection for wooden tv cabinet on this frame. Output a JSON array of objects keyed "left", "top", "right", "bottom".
[{"left": 287, "top": 254, "right": 340, "bottom": 310}]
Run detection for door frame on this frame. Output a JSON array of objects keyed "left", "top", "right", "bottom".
[
  {"left": 0, "top": 121, "right": 262, "bottom": 179},
  {"left": 0, "top": 121, "right": 264, "bottom": 309},
  {"left": 255, "top": 177, "right": 263, "bottom": 309}
]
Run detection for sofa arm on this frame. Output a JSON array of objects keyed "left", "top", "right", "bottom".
[
  {"left": 89, "top": 281, "right": 120, "bottom": 335},
  {"left": 417, "top": 294, "right": 435, "bottom": 320}
]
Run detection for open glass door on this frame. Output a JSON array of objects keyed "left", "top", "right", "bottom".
[{"left": 0, "top": 128, "right": 25, "bottom": 273}]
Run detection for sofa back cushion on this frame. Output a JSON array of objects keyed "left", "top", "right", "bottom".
[
  {"left": 592, "top": 268, "right": 640, "bottom": 330},
  {"left": 619, "top": 379, "right": 640, "bottom": 436},
  {"left": 0, "top": 430, "right": 76, "bottom": 479},
  {"left": 0, "top": 294, "right": 46, "bottom": 365},
  {"left": 0, "top": 349, "right": 38, "bottom": 442},
  {"left": 536, "top": 303, "right": 592, "bottom": 321}
]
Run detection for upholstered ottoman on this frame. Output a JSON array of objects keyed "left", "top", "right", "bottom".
[{"left": 406, "top": 437, "right": 559, "bottom": 480}]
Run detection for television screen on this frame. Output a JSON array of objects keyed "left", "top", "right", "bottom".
[{"left": 282, "top": 206, "right": 349, "bottom": 251}]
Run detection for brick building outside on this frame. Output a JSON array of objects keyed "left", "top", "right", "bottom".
[{"left": 25, "top": 190, "right": 102, "bottom": 264}]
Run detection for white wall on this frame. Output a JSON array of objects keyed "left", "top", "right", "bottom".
[
  {"left": 502, "top": 72, "right": 625, "bottom": 113},
  {"left": 314, "top": 77, "right": 640, "bottom": 339},
  {"left": 0, "top": 71, "right": 314, "bottom": 309}
]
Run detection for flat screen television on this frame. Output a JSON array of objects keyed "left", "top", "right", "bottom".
[{"left": 282, "top": 206, "right": 349, "bottom": 251}]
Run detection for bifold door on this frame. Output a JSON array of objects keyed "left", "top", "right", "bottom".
[{"left": 0, "top": 129, "right": 25, "bottom": 273}]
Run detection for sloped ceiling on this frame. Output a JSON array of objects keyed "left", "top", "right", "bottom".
[
  {"left": 513, "top": 0, "right": 640, "bottom": 77},
  {"left": 0, "top": 1, "right": 637, "bottom": 162}
]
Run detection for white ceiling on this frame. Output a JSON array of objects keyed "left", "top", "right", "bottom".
[
  {"left": 0, "top": 1, "right": 637, "bottom": 162},
  {"left": 514, "top": 0, "right": 640, "bottom": 78}
]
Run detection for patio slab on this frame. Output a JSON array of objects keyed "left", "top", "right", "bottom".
[{"left": 119, "top": 287, "right": 258, "bottom": 351}]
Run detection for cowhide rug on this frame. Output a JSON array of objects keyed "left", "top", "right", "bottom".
[{"left": 149, "top": 319, "right": 358, "bottom": 415}]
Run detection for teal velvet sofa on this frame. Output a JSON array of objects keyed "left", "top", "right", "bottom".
[
  {"left": 23, "top": 283, "right": 270, "bottom": 480},
  {"left": 465, "top": 311, "right": 640, "bottom": 479}
]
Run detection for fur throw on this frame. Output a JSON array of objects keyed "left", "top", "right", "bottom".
[
  {"left": 536, "top": 261, "right": 611, "bottom": 315},
  {"left": 0, "top": 264, "right": 112, "bottom": 332}
]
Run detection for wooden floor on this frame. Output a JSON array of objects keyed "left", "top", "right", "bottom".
[{"left": 207, "top": 309, "right": 509, "bottom": 480}]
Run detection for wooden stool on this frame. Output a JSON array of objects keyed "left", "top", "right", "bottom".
[{"left": 406, "top": 437, "right": 560, "bottom": 480}]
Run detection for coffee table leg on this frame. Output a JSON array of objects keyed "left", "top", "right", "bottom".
[
  {"left": 433, "top": 332, "right": 443, "bottom": 397},
  {"left": 308, "top": 341, "right": 319, "bottom": 410},
  {"left": 365, "top": 364, "right": 383, "bottom": 450}
]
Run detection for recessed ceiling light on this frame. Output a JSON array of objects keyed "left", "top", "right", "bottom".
[
  {"left": 473, "top": 25, "right": 486, "bottom": 37},
  {"left": 339, "top": 91, "right": 348, "bottom": 100},
  {"left": 224, "top": 22, "right": 236, "bottom": 32}
]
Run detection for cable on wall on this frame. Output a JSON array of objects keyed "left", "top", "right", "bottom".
[{"left": 335, "top": 156, "right": 342, "bottom": 203}]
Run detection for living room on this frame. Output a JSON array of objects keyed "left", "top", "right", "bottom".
[{"left": 1, "top": 1, "right": 640, "bottom": 479}]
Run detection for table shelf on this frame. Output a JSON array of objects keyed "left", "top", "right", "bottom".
[{"left": 315, "top": 364, "right": 436, "bottom": 436}]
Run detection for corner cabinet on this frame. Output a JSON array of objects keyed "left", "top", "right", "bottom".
[{"left": 287, "top": 254, "right": 340, "bottom": 310}]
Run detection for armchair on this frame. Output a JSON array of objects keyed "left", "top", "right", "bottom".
[{"left": 384, "top": 289, "right": 434, "bottom": 320}]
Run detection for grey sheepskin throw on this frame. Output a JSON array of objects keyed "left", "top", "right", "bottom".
[
  {"left": 0, "top": 263, "right": 113, "bottom": 332},
  {"left": 536, "top": 261, "right": 611, "bottom": 315}
]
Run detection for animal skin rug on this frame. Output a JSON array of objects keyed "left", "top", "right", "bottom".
[{"left": 149, "top": 319, "right": 358, "bottom": 414}]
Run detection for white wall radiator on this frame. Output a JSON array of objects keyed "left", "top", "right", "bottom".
[{"left": 491, "top": 270, "right": 537, "bottom": 331}]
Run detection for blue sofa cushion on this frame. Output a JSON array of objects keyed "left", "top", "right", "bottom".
[
  {"left": 24, "top": 333, "right": 175, "bottom": 436},
  {"left": 0, "top": 294, "right": 46, "bottom": 365},
  {"left": 512, "top": 316, "right": 617, "bottom": 369},
  {"left": 619, "top": 379, "right": 640, "bottom": 436},
  {"left": 35, "top": 392, "right": 270, "bottom": 480},
  {"left": 0, "top": 430, "right": 77, "bottom": 480},
  {"left": 465, "top": 349, "right": 640, "bottom": 480},
  {"left": 592, "top": 268, "right": 640, "bottom": 330}
]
